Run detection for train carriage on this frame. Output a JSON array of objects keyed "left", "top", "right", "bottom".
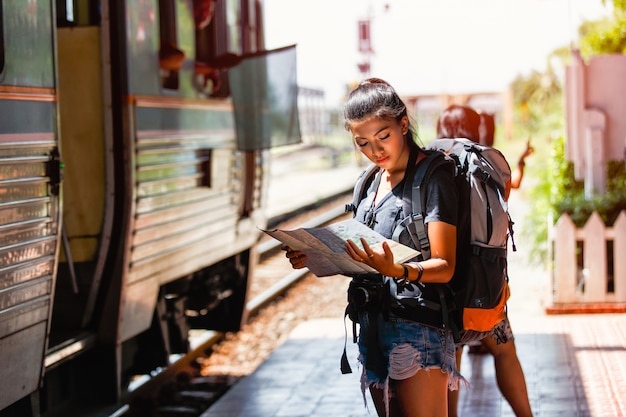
[{"left": 0, "top": 1, "right": 299, "bottom": 415}]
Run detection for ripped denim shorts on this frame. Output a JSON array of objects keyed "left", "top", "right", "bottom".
[
  {"left": 457, "top": 315, "right": 515, "bottom": 349},
  {"left": 357, "top": 311, "right": 464, "bottom": 394}
]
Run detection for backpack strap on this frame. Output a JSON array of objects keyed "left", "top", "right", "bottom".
[
  {"left": 392, "top": 150, "right": 452, "bottom": 259},
  {"left": 436, "top": 285, "right": 461, "bottom": 342},
  {"left": 345, "top": 164, "right": 380, "bottom": 215}
]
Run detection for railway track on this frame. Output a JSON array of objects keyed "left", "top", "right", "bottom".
[
  {"left": 122, "top": 193, "right": 352, "bottom": 417},
  {"left": 246, "top": 200, "right": 349, "bottom": 316}
]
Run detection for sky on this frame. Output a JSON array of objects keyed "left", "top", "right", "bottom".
[{"left": 263, "top": 0, "right": 611, "bottom": 105}]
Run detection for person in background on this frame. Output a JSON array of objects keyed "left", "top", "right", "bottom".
[
  {"left": 436, "top": 104, "right": 534, "bottom": 417},
  {"left": 478, "top": 112, "right": 534, "bottom": 189},
  {"left": 284, "top": 79, "right": 465, "bottom": 417}
]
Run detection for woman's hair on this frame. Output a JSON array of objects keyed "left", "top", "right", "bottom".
[
  {"left": 436, "top": 104, "right": 481, "bottom": 142},
  {"left": 344, "top": 78, "right": 419, "bottom": 150}
]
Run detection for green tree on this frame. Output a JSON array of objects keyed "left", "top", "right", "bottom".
[
  {"left": 509, "top": 64, "right": 562, "bottom": 137},
  {"left": 579, "top": 0, "right": 626, "bottom": 58},
  {"left": 510, "top": 0, "right": 626, "bottom": 264}
]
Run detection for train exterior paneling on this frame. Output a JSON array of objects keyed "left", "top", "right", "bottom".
[
  {"left": 0, "top": 0, "right": 289, "bottom": 415},
  {"left": 0, "top": 0, "right": 61, "bottom": 412},
  {"left": 108, "top": 0, "right": 269, "bottom": 345},
  {"left": 118, "top": 97, "right": 267, "bottom": 342}
]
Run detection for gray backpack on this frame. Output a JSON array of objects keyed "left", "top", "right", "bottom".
[{"left": 347, "top": 138, "right": 516, "bottom": 343}]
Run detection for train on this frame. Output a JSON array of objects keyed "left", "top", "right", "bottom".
[{"left": 0, "top": 1, "right": 300, "bottom": 415}]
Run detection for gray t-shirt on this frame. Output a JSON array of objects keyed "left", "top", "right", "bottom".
[{"left": 354, "top": 158, "right": 458, "bottom": 254}]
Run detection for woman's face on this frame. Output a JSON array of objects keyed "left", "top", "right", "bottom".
[{"left": 349, "top": 115, "right": 409, "bottom": 173}]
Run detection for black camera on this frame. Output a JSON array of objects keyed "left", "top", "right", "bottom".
[
  {"left": 349, "top": 286, "right": 371, "bottom": 308},
  {"left": 348, "top": 281, "right": 383, "bottom": 310}
]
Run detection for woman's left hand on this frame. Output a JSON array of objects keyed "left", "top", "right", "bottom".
[
  {"left": 282, "top": 245, "right": 307, "bottom": 270},
  {"left": 346, "top": 238, "right": 397, "bottom": 277}
]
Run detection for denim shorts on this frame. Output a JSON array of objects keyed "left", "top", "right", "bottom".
[
  {"left": 490, "top": 316, "right": 515, "bottom": 344},
  {"left": 458, "top": 315, "right": 515, "bottom": 348},
  {"left": 357, "top": 312, "right": 464, "bottom": 393}
]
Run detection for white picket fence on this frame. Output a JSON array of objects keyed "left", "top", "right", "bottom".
[{"left": 549, "top": 210, "right": 626, "bottom": 305}]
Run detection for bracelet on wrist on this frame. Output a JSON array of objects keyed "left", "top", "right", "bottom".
[
  {"left": 401, "top": 264, "right": 409, "bottom": 280},
  {"left": 416, "top": 263, "right": 424, "bottom": 282}
]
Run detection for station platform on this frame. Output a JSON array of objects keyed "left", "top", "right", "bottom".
[{"left": 204, "top": 144, "right": 626, "bottom": 417}]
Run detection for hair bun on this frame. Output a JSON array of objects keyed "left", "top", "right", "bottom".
[{"left": 362, "top": 77, "right": 390, "bottom": 87}]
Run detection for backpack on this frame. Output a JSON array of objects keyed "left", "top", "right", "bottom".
[{"left": 346, "top": 139, "right": 515, "bottom": 344}]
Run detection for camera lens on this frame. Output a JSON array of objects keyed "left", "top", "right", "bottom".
[{"left": 352, "top": 286, "right": 370, "bottom": 307}]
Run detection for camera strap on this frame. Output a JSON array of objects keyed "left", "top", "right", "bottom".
[
  {"left": 341, "top": 282, "right": 388, "bottom": 377},
  {"left": 341, "top": 304, "right": 357, "bottom": 374}
]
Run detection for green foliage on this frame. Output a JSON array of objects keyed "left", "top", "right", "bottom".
[
  {"left": 507, "top": 61, "right": 566, "bottom": 265},
  {"left": 524, "top": 136, "right": 565, "bottom": 264},
  {"left": 602, "top": 0, "right": 626, "bottom": 12},
  {"left": 579, "top": 16, "right": 626, "bottom": 57},
  {"left": 540, "top": 136, "right": 626, "bottom": 228},
  {"left": 525, "top": 136, "right": 626, "bottom": 264},
  {"left": 513, "top": 1, "right": 626, "bottom": 265},
  {"left": 579, "top": 1, "right": 626, "bottom": 58},
  {"left": 509, "top": 67, "right": 563, "bottom": 136}
]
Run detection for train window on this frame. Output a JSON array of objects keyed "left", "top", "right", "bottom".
[
  {"left": 253, "top": 0, "right": 263, "bottom": 51},
  {"left": 240, "top": 0, "right": 257, "bottom": 52},
  {"left": 57, "top": 0, "right": 76, "bottom": 26},
  {"left": 158, "top": 0, "right": 183, "bottom": 89},
  {"left": 199, "top": 149, "right": 212, "bottom": 188},
  {"left": 194, "top": 0, "right": 217, "bottom": 96},
  {"left": 194, "top": 0, "right": 241, "bottom": 98},
  {"left": 225, "top": 0, "right": 240, "bottom": 53},
  {"left": 56, "top": 0, "right": 100, "bottom": 27}
]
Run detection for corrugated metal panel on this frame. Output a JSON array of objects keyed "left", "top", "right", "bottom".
[
  {"left": 119, "top": 100, "right": 267, "bottom": 341},
  {"left": 130, "top": 98, "right": 243, "bottom": 287},
  {"left": 0, "top": 322, "right": 48, "bottom": 411},
  {"left": 131, "top": 220, "right": 235, "bottom": 262},
  {"left": 0, "top": 146, "right": 57, "bottom": 330},
  {"left": 252, "top": 150, "right": 268, "bottom": 212},
  {"left": 135, "top": 189, "right": 225, "bottom": 215},
  {"left": 131, "top": 140, "right": 241, "bottom": 281},
  {"left": 0, "top": 298, "right": 49, "bottom": 339},
  {"left": 129, "top": 233, "right": 239, "bottom": 285},
  {"left": 0, "top": 140, "right": 58, "bottom": 410},
  {"left": 0, "top": 257, "right": 55, "bottom": 291}
]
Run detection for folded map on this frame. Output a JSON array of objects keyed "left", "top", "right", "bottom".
[{"left": 261, "top": 218, "right": 420, "bottom": 277}]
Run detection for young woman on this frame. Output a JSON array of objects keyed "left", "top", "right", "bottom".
[{"left": 284, "top": 78, "right": 464, "bottom": 417}]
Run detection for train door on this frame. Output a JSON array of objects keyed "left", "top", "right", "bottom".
[{"left": 50, "top": 1, "right": 112, "bottom": 346}]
